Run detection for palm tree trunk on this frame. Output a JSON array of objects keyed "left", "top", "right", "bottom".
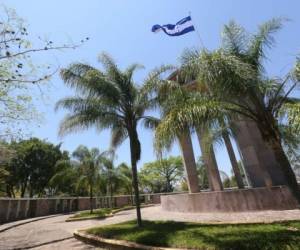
[
  {"left": 110, "top": 182, "right": 113, "bottom": 208},
  {"left": 270, "top": 139, "right": 300, "bottom": 204},
  {"left": 90, "top": 184, "right": 93, "bottom": 214},
  {"left": 130, "top": 187, "right": 134, "bottom": 206},
  {"left": 20, "top": 181, "right": 27, "bottom": 197},
  {"left": 222, "top": 132, "right": 245, "bottom": 189},
  {"left": 6, "top": 185, "right": 14, "bottom": 197},
  {"left": 128, "top": 128, "right": 142, "bottom": 227}
]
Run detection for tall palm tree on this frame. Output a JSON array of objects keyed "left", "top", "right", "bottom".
[
  {"left": 56, "top": 53, "right": 152, "bottom": 226},
  {"left": 152, "top": 19, "right": 300, "bottom": 202}
]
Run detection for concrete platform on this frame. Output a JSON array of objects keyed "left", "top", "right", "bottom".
[{"left": 161, "top": 186, "right": 299, "bottom": 213}]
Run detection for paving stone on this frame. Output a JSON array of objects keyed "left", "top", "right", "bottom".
[{"left": 0, "top": 205, "right": 299, "bottom": 250}]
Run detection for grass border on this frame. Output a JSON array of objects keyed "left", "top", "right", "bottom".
[
  {"left": 66, "top": 204, "right": 155, "bottom": 222},
  {"left": 76, "top": 220, "right": 300, "bottom": 250},
  {"left": 74, "top": 229, "right": 180, "bottom": 250},
  {"left": 66, "top": 213, "right": 113, "bottom": 222}
]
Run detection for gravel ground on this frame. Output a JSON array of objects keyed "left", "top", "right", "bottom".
[{"left": 0, "top": 205, "right": 300, "bottom": 250}]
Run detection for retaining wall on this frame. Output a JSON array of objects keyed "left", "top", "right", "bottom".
[
  {"left": 0, "top": 193, "right": 165, "bottom": 224},
  {"left": 161, "top": 186, "right": 299, "bottom": 213},
  {"left": 1, "top": 185, "right": 299, "bottom": 224}
]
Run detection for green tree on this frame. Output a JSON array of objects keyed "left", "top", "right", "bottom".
[
  {"left": 0, "top": 143, "right": 14, "bottom": 196},
  {"left": 5, "top": 138, "right": 66, "bottom": 197},
  {"left": 0, "top": 6, "right": 82, "bottom": 139},
  {"left": 49, "top": 159, "right": 79, "bottom": 196},
  {"left": 195, "top": 157, "right": 231, "bottom": 189},
  {"left": 139, "top": 156, "right": 184, "bottom": 193},
  {"left": 195, "top": 157, "right": 209, "bottom": 190},
  {"left": 56, "top": 54, "right": 153, "bottom": 226}
]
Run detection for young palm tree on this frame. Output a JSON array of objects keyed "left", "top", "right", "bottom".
[
  {"left": 49, "top": 159, "right": 79, "bottom": 196},
  {"left": 101, "top": 157, "right": 119, "bottom": 207},
  {"left": 152, "top": 19, "right": 300, "bottom": 202},
  {"left": 72, "top": 146, "right": 105, "bottom": 213},
  {"left": 56, "top": 53, "right": 152, "bottom": 226},
  {"left": 116, "top": 163, "right": 134, "bottom": 204}
]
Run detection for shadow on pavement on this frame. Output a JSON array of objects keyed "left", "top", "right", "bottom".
[{"left": 0, "top": 213, "right": 72, "bottom": 233}]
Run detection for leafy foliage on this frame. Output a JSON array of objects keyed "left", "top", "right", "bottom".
[
  {"left": 0, "top": 6, "right": 85, "bottom": 139},
  {"left": 139, "top": 156, "right": 184, "bottom": 193},
  {"left": 4, "top": 138, "right": 68, "bottom": 197},
  {"left": 145, "top": 18, "right": 300, "bottom": 201}
]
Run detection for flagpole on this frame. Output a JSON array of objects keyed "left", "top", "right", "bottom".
[{"left": 189, "top": 11, "right": 205, "bottom": 48}]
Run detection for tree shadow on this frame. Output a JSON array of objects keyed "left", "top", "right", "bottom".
[
  {"left": 0, "top": 214, "right": 67, "bottom": 233},
  {"left": 88, "top": 220, "right": 300, "bottom": 250}
]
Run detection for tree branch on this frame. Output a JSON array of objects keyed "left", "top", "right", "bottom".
[{"left": 0, "top": 44, "right": 79, "bottom": 60}]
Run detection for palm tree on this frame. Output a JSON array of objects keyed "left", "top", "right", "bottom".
[
  {"left": 143, "top": 75, "right": 202, "bottom": 193},
  {"left": 56, "top": 53, "right": 153, "bottom": 226},
  {"left": 151, "top": 19, "right": 300, "bottom": 202},
  {"left": 101, "top": 157, "right": 119, "bottom": 207},
  {"left": 72, "top": 146, "right": 105, "bottom": 213},
  {"left": 116, "top": 163, "right": 134, "bottom": 204},
  {"left": 49, "top": 159, "right": 79, "bottom": 196}
]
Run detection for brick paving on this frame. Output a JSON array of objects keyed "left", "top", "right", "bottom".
[{"left": 0, "top": 205, "right": 300, "bottom": 250}]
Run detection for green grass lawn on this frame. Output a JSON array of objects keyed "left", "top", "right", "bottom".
[
  {"left": 68, "top": 204, "right": 153, "bottom": 221},
  {"left": 69, "top": 204, "right": 153, "bottom": 221},
  {"left": 71, "top": 208, "right": 112, "bottom": 219},
  {"left": 86, "top": 220, "right": 300, "bottom": 250}
]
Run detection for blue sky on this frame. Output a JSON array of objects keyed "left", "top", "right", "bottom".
[{"left": 2, "top": 0, "right": 300, "bottom": 175}]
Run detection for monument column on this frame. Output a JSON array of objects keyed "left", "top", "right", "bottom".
[
  {"left": 178, "top": 131, "right": 200, "bottom": 193},
  {"left": 222, "top": 132, "right": 245, "bottom": 189},
  {"left": 197, "top": 128, "right": 223, "bottom": 191},
  {"left": 233, "top": 119, "right": 273, "bottom": 188},
  {"left": 246, "top": 121, "right": 288, "bottom": 186}
]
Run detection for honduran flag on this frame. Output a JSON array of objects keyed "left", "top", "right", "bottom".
[{"left": 152, "top": 16, "right": 195, "bottom": 36}]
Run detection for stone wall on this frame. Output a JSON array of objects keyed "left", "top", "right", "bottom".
[
  {"left": 161, "top": 186, "right": 299, "bottom": 213},
  {"left": 1, "top": 186, "right": 299, "bottom": 224},
  {"left": 0, "top": 193, "right": 170, "bottom": 224}
]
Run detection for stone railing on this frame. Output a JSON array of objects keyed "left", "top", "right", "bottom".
[{"left": 0, "top": 192, "right": 185, "bottom": 224}]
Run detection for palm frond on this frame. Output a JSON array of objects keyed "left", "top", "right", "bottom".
[
  {"left": 58, "top": 109, "right": 118, "bottom": 137},
  {"left": 197, "top": 50, "right": 256, "bottom": 95},
  {"left": 60, "top": 63, "right": 97, "bottom": 90},
  {"left": 222, "top": 20, "right": 248, "bottom": 55},
  {"left": 293, "top": 57, "right": 300, "bottom": 81},
  {"left": 248, "top": 17, "right": 285, "bottom": 70},
  {"left": 143, "top": 64, "right": 176, "bottom": 94},
  {"left": 281, "top": 103, "right": 300, "bottom": 134},
  {"left": 142, "top": 116, "right": 161, "bottom": 130},
  {"left": 98, "top": 52, "right": 124, "bottom": 84},
  {"left": 155, "top": 97, "right": 230, "bottom": 151},
  {"left": 125, "top": 63, "right": 144, "bottom": 81},
  {"left": 110, "top": 124, "right": 128, "bottom": 150},
  {"left": 55, "top": 96, "right": 87, "bottom": 112}
]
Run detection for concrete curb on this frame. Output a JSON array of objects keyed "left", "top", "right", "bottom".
[
  {"left": 74, "top": 230, "right": 184, "bottom": 250},
  {"left": 65, "top": 214, "right": 113, "bottom": 222}
]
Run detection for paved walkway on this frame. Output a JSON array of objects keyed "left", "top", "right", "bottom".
[{"left": 0, "top": 205, "right": 300, "bottom": 250}]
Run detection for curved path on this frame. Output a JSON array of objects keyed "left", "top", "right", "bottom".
[{"left": 1, "top": 205, "right": 300, "bottom": 250}]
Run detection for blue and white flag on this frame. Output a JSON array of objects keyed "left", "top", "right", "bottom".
[{"left": 152, "top": 16, "right": 195, "bottom": 36}]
